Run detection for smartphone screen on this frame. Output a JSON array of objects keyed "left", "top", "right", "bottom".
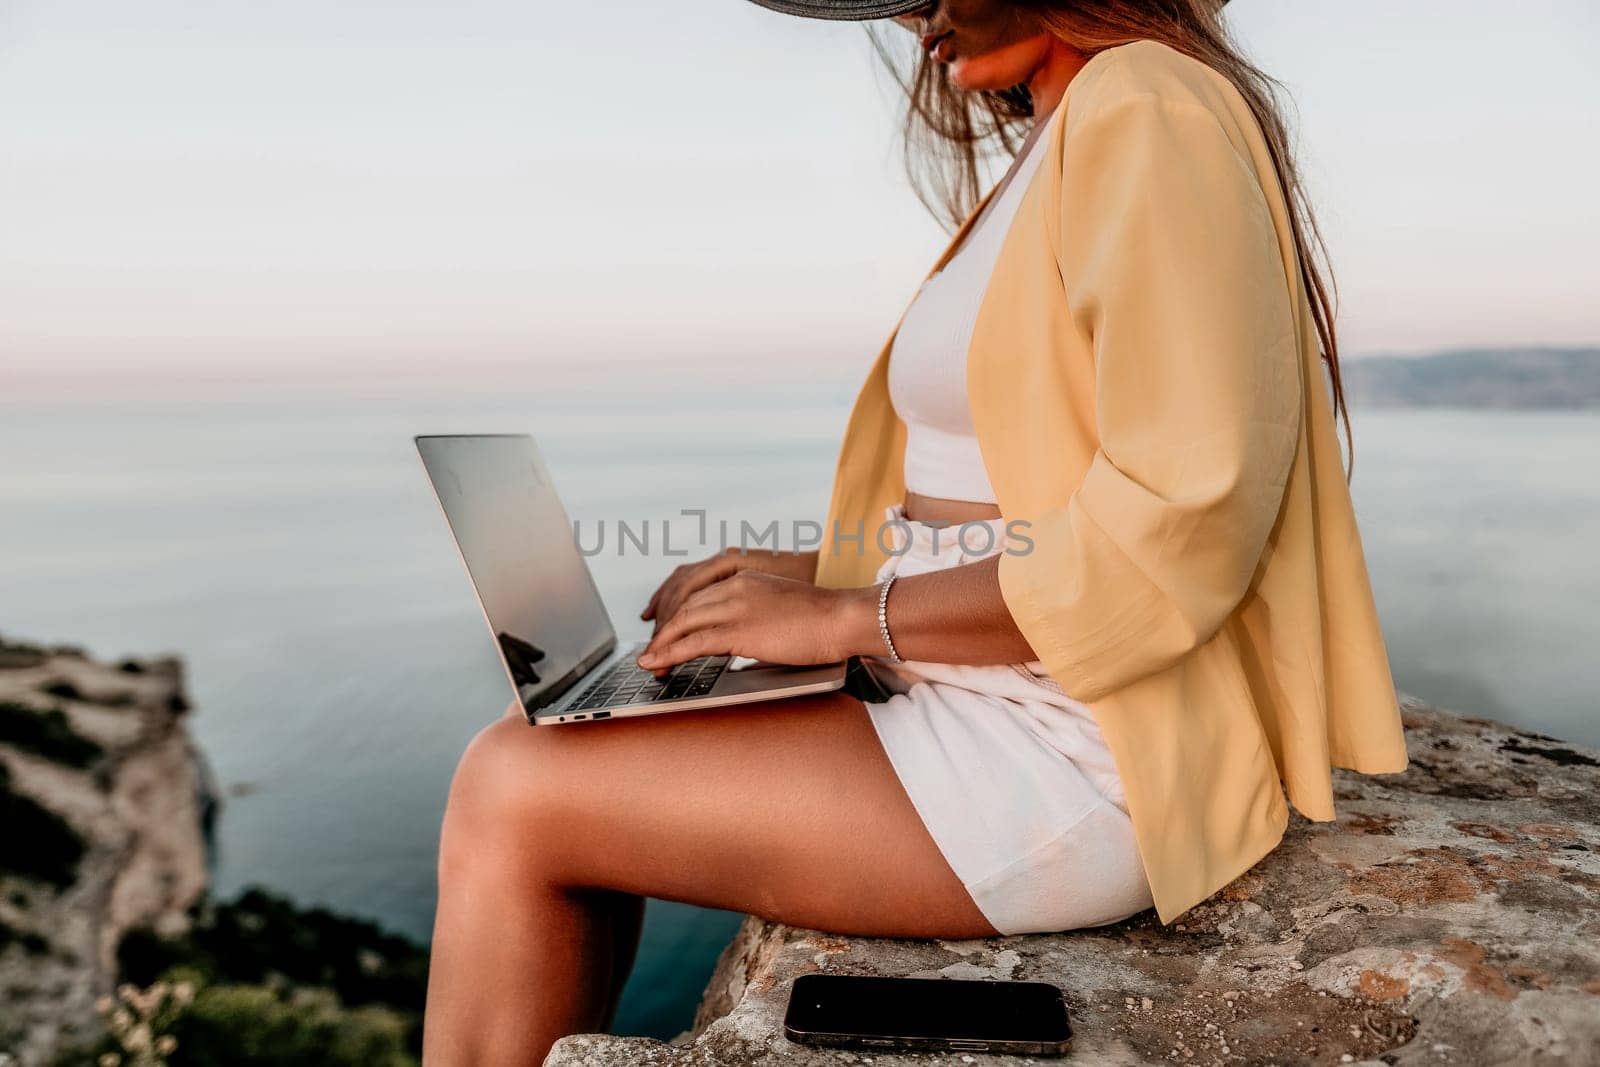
[{"left": 783, "top": 974, "right": 1073, "bottom": 1055}]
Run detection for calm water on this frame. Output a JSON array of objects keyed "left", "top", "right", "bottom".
[{"left": 1, "top": 381, "right": 1595, "bottom": 1037}]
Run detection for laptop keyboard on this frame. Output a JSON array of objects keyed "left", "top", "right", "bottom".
[{"left": 567, "top": 654, "right": 731, "bottom": 711}]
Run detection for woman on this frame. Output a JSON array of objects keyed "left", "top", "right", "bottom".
[{"left": 423, "top": 1, "right": 1410, "bottom": 1062}]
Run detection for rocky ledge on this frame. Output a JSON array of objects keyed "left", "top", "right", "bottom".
[
  {"left": 547, "top": 693, "right": 1600, "bottom": 1066},
  {"left": 0, "top": 636, "right": 216, "bottom": 1063}
]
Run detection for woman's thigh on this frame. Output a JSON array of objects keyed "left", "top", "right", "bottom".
[{"left": 442, "top": 692, "right": 998, "bottom": 940}]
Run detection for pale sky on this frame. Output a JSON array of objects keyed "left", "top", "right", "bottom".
[{"left": 1, "top": 0, "right": 1595, "bottom": 385}]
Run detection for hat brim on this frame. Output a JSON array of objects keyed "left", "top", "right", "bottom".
[
  {"left": 745, "top": 0, "right": 1229, "bottom": 19},
  {"left": 744, "top": 0, "right": 933, "bottom": 21}
]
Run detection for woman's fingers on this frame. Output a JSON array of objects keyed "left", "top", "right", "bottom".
[
  {"left": 646, "top": 592, "right": 730, "bottom": 658},
  {"left": 653, "top": 557, "right": 738, "bottom": 631},
  {"left": 641, "top": 583, "right": 744, "bottom": 667},
  {"left": 641, "top": 583, "right": 663, "bottom": 621},
  {"left": 643, "top": 549, "right": 789, "bottom": 623},
  {"left": 641, "top": 563, "right": 689, "bottom": 621},
  {"left": 644, "top": 561, "right": 700, "bottom": 622},
  {"left": 644, "top": 570, "right": 690, "bottom": 625},
  {"left": 638, "top": 626, "right": 734, "bottom": 674}
]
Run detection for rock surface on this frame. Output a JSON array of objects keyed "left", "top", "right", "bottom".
[
  {"left": 0, "top": 637, "right": 215, "bottom": 1064},
  {"left": 546, "top": 693, "right": 1600, "bottom": 1066}
]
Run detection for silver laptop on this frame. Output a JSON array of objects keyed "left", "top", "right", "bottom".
[{"left": 416, "top": 434, "right": 847, "bottom": 725}]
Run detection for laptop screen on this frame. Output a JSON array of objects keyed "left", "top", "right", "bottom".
[{"left": 417, "top": 435, "right": 615, "bottom": 714}]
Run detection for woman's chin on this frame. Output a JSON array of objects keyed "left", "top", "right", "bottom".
[
  {"left": 943, "top": 35, "right": 1051, "bottom": 94},
  {"left": 945, "top": 58, "right": 984, "bottom": 91},
  {"left": 945, "top": 55, "right": 1020, "bottom": 94}
]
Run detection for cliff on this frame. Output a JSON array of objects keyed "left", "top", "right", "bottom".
[
  {"left": 547, "top": 693, "right": 1600, "bottom": 1066},
  {"left": 0, "top": 636, "right": 215, "bottom": 1064}
]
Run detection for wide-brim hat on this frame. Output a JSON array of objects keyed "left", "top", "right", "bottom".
[
  {"left": 745, "top": 0, "right": 1227, "bottom": 19},
  {"left": 743, "top": 0, "right": 935, "bottom": 18}
]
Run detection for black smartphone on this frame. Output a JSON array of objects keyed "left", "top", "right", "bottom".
[{"left": 783, "top": 973, "right": 1073, "bottom": 1056}]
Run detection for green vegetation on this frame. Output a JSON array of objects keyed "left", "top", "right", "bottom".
[
  {"left": 118, "top": 888, "right": 429, "bottom": 1014},
  {"left": 0, "top": 700, "right": 104, "bottom": 768},
  {"left": 161, "top": 978, "right": 413, "bottom": 1067},
  {"left": 0, "top": 763, "right": 87, "bottom": 886},
  {"left": 66, "top": 887, "right": 433, "bottom": 1066},
  {"left": 57, "top": 971, "right": 416, "bottom": 1067}
]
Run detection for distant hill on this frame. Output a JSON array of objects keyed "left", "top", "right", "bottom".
[{"left": 1341, "top": 346, "right": 1600, "bottom": 409}]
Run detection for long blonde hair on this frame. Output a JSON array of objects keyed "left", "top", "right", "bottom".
[{"left": 865, "top": 1, "right": 1355, "bottom": 479}]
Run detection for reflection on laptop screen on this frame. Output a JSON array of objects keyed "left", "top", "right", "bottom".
[{"left": 417, "top": 435, "right": 614, "bottom": 713}]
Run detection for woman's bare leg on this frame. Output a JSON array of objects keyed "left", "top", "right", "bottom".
[
  {"left": 594, "top": 889, "right": 644, "bottom": 1030},
  {"left": 423, "top": 691, "right": 996, "bottom": 1066},
  {"left": 467, "top": 704, "right": 646, "bottom": 1034}
]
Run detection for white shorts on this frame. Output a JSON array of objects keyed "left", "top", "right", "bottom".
[{"left": 853, "top": 504, "right": 1154, "bottom": 935}]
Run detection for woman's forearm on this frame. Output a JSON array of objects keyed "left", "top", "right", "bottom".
[{"left": 835, "top": 553, "right": 1040, "bottom": 666}]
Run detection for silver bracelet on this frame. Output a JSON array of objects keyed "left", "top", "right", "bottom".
[{"left": 876, "top": 574, "right": 904, "bottom": 664}]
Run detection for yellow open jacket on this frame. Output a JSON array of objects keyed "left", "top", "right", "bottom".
[{"left": 814, "top": 39, "right": 1410, "bottom": 923}]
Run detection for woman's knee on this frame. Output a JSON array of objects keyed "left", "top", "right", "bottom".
[{"left": 438, "top": 716, "right": 567, "bottom": 883}]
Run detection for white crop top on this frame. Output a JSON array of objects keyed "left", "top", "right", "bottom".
[{"left": 888, "top": 106, "right": 1061, "bottom": 504}]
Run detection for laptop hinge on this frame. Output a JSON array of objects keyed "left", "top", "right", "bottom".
[{"left": 528, "top": 637, "right": 618, "bottom": 713}]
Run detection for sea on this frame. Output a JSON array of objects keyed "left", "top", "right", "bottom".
[{"left": 2, "top": 376, "right": 1596, "bottom": 1037}]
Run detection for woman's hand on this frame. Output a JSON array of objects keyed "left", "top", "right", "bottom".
[
  {"left": 637, "top": 570, "right": 875, "bottom": 674},
  {"left": 641, "top": 547, "right": 817, "bottom": 635}
]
